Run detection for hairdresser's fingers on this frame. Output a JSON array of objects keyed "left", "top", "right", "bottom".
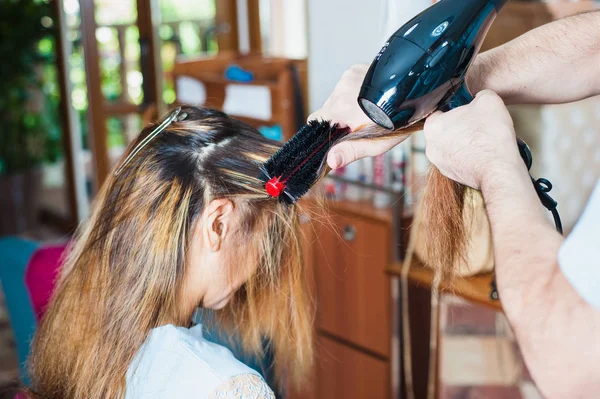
[
  {"left": 425, "top": 111, "right": 444, "bottom": 127},
  {"left": 424, "top": 111, "right": 446, "bottom": 141},
  {"left": 327, "top": 135, "right": 406, "bottom": 169},
  {"left": 308, "top": 104, "right": 373, "bottom": 132},
  {"left": 308, "top": 64, "right": 372, "bottom": 131}
]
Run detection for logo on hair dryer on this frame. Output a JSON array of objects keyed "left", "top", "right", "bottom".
[{"left": 375, "top": 41, "right": 390, "bottom": 61}]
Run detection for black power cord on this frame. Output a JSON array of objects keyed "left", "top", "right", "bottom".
[
  {"left": 534, "top": 177, "right": 563, "bottom": 234},
  {"left": 490, "top": 139, "right": 563, "bottom": 300}
]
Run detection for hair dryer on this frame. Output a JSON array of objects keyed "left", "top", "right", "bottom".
[
  {"left": 358, "top": 0, "right": 509, "bottom": 130},
  {"left": 358, "top": 0, "right": 563, "bottom": 241}
]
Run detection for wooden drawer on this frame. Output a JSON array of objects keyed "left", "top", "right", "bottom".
[
  {"left": 313, "top": 212, "right": 390, "bottom": 356},
  {"left": 316, "top": 335, "right": 389, "bottom": 399}
]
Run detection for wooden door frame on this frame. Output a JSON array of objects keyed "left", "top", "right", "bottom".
[
  {"left": 79, "top": 0, "right": 109, "bottom": 190},
  {"left": 214, "top": 0, "right": 261, "bottom": 53},
  {"left": 77, "top": 0, "right": 244, "bottom": 191},
  {"left": 247, "top": 0, "right": 262, "bottom": 53},
  {"left": 52, "top": 0, "right": 89, "bottom": 227},
  {"left": 215, "top": 0, "right": 240, "bottom": 51},
  {"left": 137, "top": 0, "right": 165, "bottom": 115},
  {"left": 78, "top": 0, "right": 166, "bottom": 190}
]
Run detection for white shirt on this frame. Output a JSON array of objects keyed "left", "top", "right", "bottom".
[
  {"left": 124, "top": 324, "right": 275, "bottom": 398},
  {"left": 558, "top": 180, "right": 600, "bottom": 309}
]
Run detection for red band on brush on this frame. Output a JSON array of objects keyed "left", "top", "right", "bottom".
[
  {"left": 265, "top": 176, "right": 286, "bottom": 198},
  {"left": 264, "top": 126, "right": 350, "bottom": 199}
]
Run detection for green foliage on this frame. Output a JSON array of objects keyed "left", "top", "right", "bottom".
[
  {"left": 0, "top": 0, "right": 60, "bottom": 175},
  {"left": 160, "top": 0, "right": 215, "bottom": 23}
]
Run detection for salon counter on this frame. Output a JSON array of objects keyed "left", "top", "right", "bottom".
[
  {"left": 386, "top": 260, "right": 502, "bottom": 312},
  {"left": 289, "top": 198, "right": 393, "bottom": 399}
]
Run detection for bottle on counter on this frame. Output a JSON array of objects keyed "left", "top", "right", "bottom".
[
  {"left": 344, "top": 160, "right": 362, "bottom": 202},
  {"left": 334, "top": 166, "right": 347, "bottom": 201},
  {"left": 373, "top": 153, "right": 392, "bottom": 208},
  {"left": 360, "top": 157, "right": 374, "bottom": 202},
  {"left": 410, "top": 131, "right": 430, "bottom": 205},
  {"left": 390, "top": 145, "right": 405, "bottom": 194}
]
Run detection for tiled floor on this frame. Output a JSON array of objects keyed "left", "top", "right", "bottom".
[
  {"left": 441, "top": 336, "right": 521, "bottom": 386},
  {"left": 440, "top": 386, "right": 525, "bottom": 399},
  {"left": 439, "top": 295, "right": 543, "bottom": 399}
]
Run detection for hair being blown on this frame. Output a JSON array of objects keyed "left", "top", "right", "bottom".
[
  {"left": 27, "top": 106, "right": 313, "bottom": 398},
  {"left": 265, "top": 117, "right": 473, "bottom": 278},
  {"left": 336, "top": 121, "right": 473, "bottom": 278}
]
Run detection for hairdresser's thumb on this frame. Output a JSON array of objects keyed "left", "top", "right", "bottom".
[
  {"left": 327, "top": 143, "right": 357, "bottom": 169},
  {"left": 328, "top": 136, "right": 406, "bottom": 169}
]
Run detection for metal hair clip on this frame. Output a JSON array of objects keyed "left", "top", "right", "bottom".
[{"left": 114, "top": 107, "right": 187, "bottom": 176}]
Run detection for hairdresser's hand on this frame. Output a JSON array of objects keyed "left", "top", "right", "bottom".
[
  {"left": 308, "top": 64, "right": 407, "bottom": 169},
  {"left": 424, "top": 90, "right": 524, "bottom": 190}
]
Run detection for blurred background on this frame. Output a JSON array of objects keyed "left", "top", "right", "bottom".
[{"left": 1, "top": 0, "right": 599, "bottom": 398}]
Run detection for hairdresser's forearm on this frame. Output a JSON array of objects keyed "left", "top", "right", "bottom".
[
  {"left": 481, "top": 161, "right": 561, "bottom": 318},
  {"left": 467, "top": 11, "right": 600, "bottom": 105},
  {"left": 482, "top": 164, "right": 600, "bottom": 398},
  {"left": 482, "top": 163, "right": 567, "bottom": 389}
]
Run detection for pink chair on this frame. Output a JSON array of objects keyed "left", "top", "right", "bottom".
[{"left": 24, "top": 244, "right": 67, "bottom": 322}]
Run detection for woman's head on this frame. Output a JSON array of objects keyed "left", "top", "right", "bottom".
[{"left": 29, "top": 106, "right": 313, "bottom": 398}]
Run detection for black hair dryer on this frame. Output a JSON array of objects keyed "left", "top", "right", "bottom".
[
  {"left": 357, "top": 0, "right": 562, "bottom": 235},
  {"left": 359, "top": 0, "right": 563, "bottom": 301},
  {"left": 358, "top": 0, "right": 509, "bottom": 130}
]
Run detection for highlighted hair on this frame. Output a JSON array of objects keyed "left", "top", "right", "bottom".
[{"left": 28, "top": 106, "right": 313, "bottom": 398}]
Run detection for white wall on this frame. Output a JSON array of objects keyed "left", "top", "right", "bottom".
[
  {"left": 307, "top": 0, "right": 431, "bottom": 112},
  {"left": 237, "top": 0, "right": 250, "bottom": 53},
  {"left": 264, "top": 0, "right": 308, "bottom": 58}
]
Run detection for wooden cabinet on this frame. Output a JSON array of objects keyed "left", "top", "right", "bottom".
[
  {"left": 315, "top": 335, "right": 389, "bottom": 399},
  {"left": 313, "top": 212, "right": 390, "bottom": 357},
  {"left": 291, "top": 200, "right": 393, "bottom": 399}
]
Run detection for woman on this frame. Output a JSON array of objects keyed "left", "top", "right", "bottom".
[{"left": 27, "top": 106, "right": 313, "bottom": 398}]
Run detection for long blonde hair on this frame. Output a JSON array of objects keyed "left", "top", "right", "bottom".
[{"left": 28, "top": 106, "right": 313, "bottom": 398}]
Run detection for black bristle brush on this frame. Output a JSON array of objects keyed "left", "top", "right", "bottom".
[{"left": 260, "top": 120, "right": 350, "bottom": 205}]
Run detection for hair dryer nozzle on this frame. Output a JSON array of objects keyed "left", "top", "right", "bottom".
[
  {"left": 359, "top": 0, "right": 504, "bottom": 130},
  {"left": 359, "top": 99, "right": 394, "bottom": 130}
]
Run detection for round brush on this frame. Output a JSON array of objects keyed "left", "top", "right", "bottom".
[{"left": 260, "top": 120, "right": 350, "bottom": 205}]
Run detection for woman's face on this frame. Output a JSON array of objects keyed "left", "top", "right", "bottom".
[{"left": 183, "top": 198, "right": 260, "bottom": 310}]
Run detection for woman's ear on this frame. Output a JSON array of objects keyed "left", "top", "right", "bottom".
[{"left": 204, "top": 198, "right": 235, "bottom": 252}]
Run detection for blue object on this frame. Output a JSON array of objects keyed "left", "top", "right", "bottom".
[
  {"left": 0, "top": 237, "right": 40, "bottom": 385},
  {"left": 224, "top": 64, "right": 254, "bottom": 82},
  {"left": 258, "top": 125, "right": 283, "bottom": 142}
]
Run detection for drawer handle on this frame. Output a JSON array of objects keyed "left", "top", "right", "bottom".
[{"left": 343, "top": 225, "right": 356, "bottom": 241}]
